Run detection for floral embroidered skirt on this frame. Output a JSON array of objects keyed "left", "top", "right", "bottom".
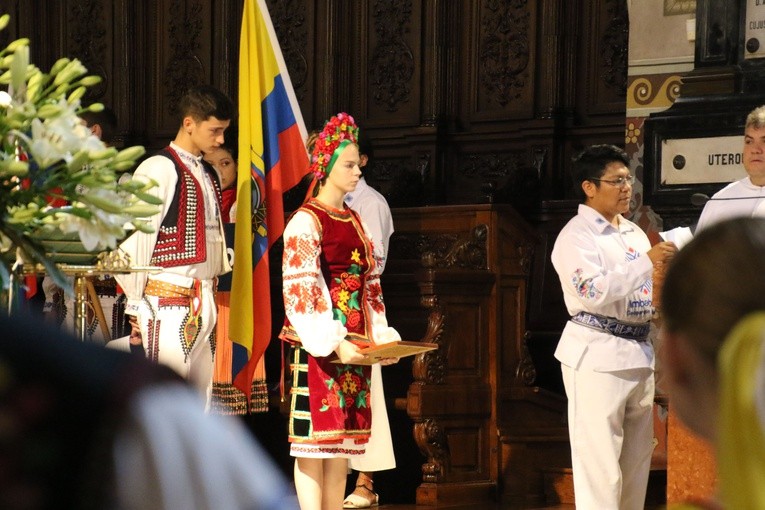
[{"left": 288, "top": 346, "right": 371, "bottom": 458}]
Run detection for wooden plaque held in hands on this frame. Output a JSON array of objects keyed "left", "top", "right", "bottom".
[{"left": 332, "top": 340, "right": 438, "bottom": 365}]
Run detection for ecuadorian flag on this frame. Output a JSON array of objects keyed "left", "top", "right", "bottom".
[{"left": 231, "top": 0, "right": 308, "bottom": 399}]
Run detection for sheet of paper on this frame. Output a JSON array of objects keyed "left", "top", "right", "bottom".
[{"left": 659, "top": 226, "right": 693, "bottom": 250}]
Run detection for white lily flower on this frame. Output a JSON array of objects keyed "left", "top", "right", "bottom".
[{"left": 0, "top": 12, "right": 154, "bottom": 289}]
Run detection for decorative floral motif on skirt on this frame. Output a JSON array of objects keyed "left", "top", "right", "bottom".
[{"left": 307, "top": 355, "right": 372, "bottom": 441}]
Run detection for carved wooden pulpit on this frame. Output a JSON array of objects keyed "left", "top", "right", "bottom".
[{"left": 384, "top": 204, "right": 570, "bottom": 507}]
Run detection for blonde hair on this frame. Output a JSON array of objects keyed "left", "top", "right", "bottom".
[{"left": 746, "top": 105, "right": 765, "bottom": 130}]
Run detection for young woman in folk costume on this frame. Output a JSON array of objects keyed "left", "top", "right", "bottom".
[{"left": 279, "top": 113, "right": 400, "bottom": 510}]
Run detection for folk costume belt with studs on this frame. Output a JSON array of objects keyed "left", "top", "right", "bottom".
[
  {"left": 570, "top": 311, "right": 650, "bottom": 342},
  {"left": 144, "top": 278, "right": 203, "bottom": 348}
]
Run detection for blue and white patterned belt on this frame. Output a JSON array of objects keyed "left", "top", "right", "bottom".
[{"left": 570, "top": 311, "right": 650, "bottom": 342}]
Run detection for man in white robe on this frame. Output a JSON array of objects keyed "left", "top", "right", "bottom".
[{"left": 696, "top": 105, "right": 765, "bottom": 232}]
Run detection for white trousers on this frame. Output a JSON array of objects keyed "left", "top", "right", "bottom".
[
  {"left": 348, "top": 363, "right": 396, "bottom": 472},
  {"left": 561, "top": 364, "right": 654, "bottom": 510},
  {"left": 139, "top": 276, "right": 216, "bottom": 408}
]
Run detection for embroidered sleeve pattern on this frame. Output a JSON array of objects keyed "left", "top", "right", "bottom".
[
  {"left": 365, "top": 275, "right": 385, "bottom": 314},
  {"left": 283, "top": 232, "right": 329, "bottom": 317},
  {"left": 571, "top": 268, "right": 604, "bottom": 300},
  {"left": 281, "top": 210, "right": 347, "bottom": 357}
]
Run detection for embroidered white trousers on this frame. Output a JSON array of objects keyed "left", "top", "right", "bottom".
[{"left": 139, "top": 274, "right": 216, "bottom": 408}]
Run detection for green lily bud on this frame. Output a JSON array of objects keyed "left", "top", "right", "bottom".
[
  {"left": 0, "top": 14, "right": 10, "bottom": 31},
  {"left": 88, "top": 147, "right": 118, "bottom": 160},
  {"left": 117, "top": 179, "right": 144, "bottom": 192},
  {"left": 122, "top": 203, "right": 161, "bottom": 217},
  {"left": 130, "top": 219, "right": 156, "bottom": 233},
  {"left": 49, "top": 57, "right": 70, "bottom": 76},
  {"left": 37, "top": 103, "right": 62, "bottom": 118},
  {"left": 79, "top": 75, "right": 101, "bottom": 87},
  {"left": 53, "top": 83, "right": 68, "bottom": 97},
  {"left": 80, "top": 194, "right": 125, "bottom": 214},
  {"left": 0, "top": 159, "right": 29, "bottom": 176},
  {"left": 53, "top": 59, "right": 86, "bottom": 86},
  {"left": 66, "top": 150, "right": 90, "bottom": 173},
  {"left": 10, "top": 45, "right": 28, "bottom": 93},
  {"left": 67, "top": 85, "right": 86, "bottom": 104},
  {"left": 114, "top": 146, "right": 145, "bottom": 163},
  {"left": 6, "top": 38, "right": 30, "bottom": 53},
  {"left": 131, "top": 190, "right": 164, "bottom": 205},
  {"left": 111, "top": 160, "right": 138, "bottom": 171}
]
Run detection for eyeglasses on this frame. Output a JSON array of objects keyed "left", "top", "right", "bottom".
[{"left": 591, "top": 175, "right": 635, "bottom": 188}]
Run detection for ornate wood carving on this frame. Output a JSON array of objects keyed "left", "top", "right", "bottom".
[
  {"left": 164, "top": 0, "right": 205, "bottom": 118},
  {"left": 422, "top": 224, "right": 488, "bottom": 270},
  {"left": 452, "top": 150, "right": 542, "bottom": 205},
  {"left": 516, "top": 332, "right": 537, "bottom": 386},
  {"left": 413, "top": 295, "right": 447, "bottom": 385},
  {"left": 370, "top": 0, "right": 415, "bottom": 112},
  {"left": 392, "top": 224, "right": 488, "bottom": 272},
  {"left": 265, "top": 0, "right": 309, "bottom": 102},
  {"left": 478, "top": 0, "right": 530, "bottom": 107},
  {"left": 394, "top": 205, "right": 541, "bottom": 505},
  {"left": 600, "top": 0, "right": 628, "bottom": 95},
  {"left": 366, "top": 158, "right": 424, "bottom": 208},
  {"left": 413, "top": 418, "right": 450, "bottom": 483},
  {"left": 67, "top": 0, "right": 108, "bottom": 100},
  {"left": 515, "top": 237, "right": 534, "bottom": 276}
]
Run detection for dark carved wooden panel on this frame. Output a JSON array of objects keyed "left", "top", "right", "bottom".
[
  {"left": 696, "top": 0, "right": 739, "bottom": 67},
  {"left": 449, "top": 148, "right": 532, "bottom": 205},
  {"left": 3, "top": 0, "right": 629, "bottom": 205},
  {"left": 354, "top": 0, "right": 422, "bottom": 125},
  {"left": 471, "top": 0, "right": 536, "bottom": 120},
  {"left": 365, "top": 155, "right": 425, "bottom": 208},
  {"left": 266, "top": 0, "right": 310, "bottom": 103},
  {"left": 577, "top": 0, "right": 629, "bottom": 117},
  {"left": 67, "top": 0, "right": 111, "bottom": 102},
  {"left": 147, "top": 1, "right": 212, "bottom": 145}
]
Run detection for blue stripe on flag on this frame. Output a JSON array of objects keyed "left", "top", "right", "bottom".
[{"left": 261, "top": 75, "right": 298, "bottom": 171}]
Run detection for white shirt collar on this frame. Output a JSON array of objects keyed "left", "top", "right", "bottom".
[
  {"left": 170, "top": 142, "right": 203, "bottom": 170},
  {"left": 578, "top": 203, "right": 627, "bottom": 234}
]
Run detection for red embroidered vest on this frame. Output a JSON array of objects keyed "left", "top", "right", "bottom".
[
  {"left": 150, "top": 147, "right": 222, "bottom": 268},
  {"left": 281, "top": 199, "right": 377, "bottom": 346}
]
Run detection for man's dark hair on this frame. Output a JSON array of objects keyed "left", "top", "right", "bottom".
[
  {"left": 178, "top": 85, "right": 235, "bottom": 124},
  {"left": 571, "top": 144, "right": 630, "bottom": 201},
  {"left": 218, "top": 125, "right": 238, "bottom": 161},
  {"left": 357, "top": 128, "right": 374, "bottom": 159},
  {"left": 80, "top": 106, "right": 118, "bottom": 144}
]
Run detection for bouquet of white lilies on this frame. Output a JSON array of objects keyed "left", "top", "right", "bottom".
[{"left": 0, "top": 13, "right": 160, "bottom": 292}]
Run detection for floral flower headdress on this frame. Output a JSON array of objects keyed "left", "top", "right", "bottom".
[{"left": 309, "top": 112, "right": 359, "bottom": 180}]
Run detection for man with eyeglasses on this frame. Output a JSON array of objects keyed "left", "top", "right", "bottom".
[
  {"left": 695, "top": 105, "right": 765, "bottom": 233},
  {"left": 551, "top": 144, "right": 677, "bottom": 510}
]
